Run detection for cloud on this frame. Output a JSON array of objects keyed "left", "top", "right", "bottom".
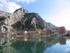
[
  {"left": 0, "top": 0, "right": 36, "bottom": 13},
  {"left": 13, "top": 0, "right": 36, "bottom": 4},
  {"left": 6, "top": 2, "right": 21, "bottom": 13}
]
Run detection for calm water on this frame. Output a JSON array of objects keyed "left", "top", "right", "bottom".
[{"left": 0, "top": 36, "right": 70, "bottom": 53}]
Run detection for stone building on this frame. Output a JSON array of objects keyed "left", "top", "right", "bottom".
[{"left": 58, "top": 26, "right": 66, "bottom": 35}]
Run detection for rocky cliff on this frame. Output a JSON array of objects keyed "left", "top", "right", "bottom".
[
  {"left": 12, "top": 12, "right": 57, "bottom": 31},
  {"left": 0, "top": 8, "right": 28, "bottom": 25},
  {"left": 0, "top": 8, "right": 57, "bottom": 31}
]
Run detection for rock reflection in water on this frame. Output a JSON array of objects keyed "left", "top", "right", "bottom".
[
  {"left": 0, "top": 41, "right": 46, "bottom": 53},
  {"left": 0, "top": 35, "right": 69, "bottom": 53},
  {"left": 44, "top": 37, "right": 70, "bottom": 53},
  {"left": 11, "top": 41, "right": 46, "bottom": 53},
  {"left": 58, "top": 37, "right": 66, "bottom": 45}
]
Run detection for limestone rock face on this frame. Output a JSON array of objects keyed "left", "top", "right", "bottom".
[
  {"left": 12, "top": 13, "right": 57, "bottom": 31},
  {"left": 0, "top": 8, "right": 28, "bottom": 25},
  {"left": 0, "top": 8, "right": 57, "bottom": 31},
  {"left": 12, "top": 13, "right": 45, "bottom": 30}
]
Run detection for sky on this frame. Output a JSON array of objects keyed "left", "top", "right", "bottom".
[{"left": 0, "top": 0, "right": 70, "bottom": 30}]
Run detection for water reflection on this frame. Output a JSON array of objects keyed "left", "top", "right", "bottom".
[
  {"left": 58, "top": 37, "right": 66, "bottom": 45},
  {"left": 44, "top": 37, "right": 70, "bottom": 53},
  {"left": 11, "top": 41, "right": 45, "bottom": 53},
  {"left": 0, "top": 36, "right": 70, "bottom": 53}
]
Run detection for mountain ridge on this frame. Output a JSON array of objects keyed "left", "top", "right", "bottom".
[{"left": 0, "top": 8, "right": 57, "bottom": 31}]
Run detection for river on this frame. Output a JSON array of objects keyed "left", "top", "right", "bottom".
[{"left": 0, "top": 36, "right": 70, "bottom": 53}]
